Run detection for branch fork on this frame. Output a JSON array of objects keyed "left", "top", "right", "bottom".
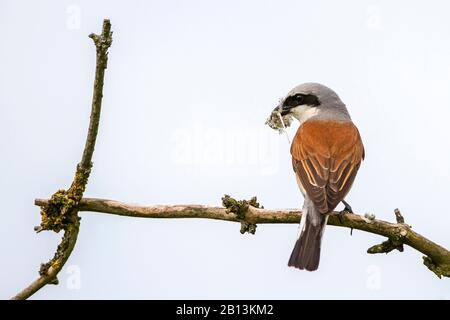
[
  {"left": 365, "top": 209, "right": 450, "bottom": 278},
  {"left": 12, "top": 19, "right": 112, "bottom": 300}
]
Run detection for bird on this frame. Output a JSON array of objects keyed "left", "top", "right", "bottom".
[{"left": 276, "top": 83, "right": 365, "bottom": 271}]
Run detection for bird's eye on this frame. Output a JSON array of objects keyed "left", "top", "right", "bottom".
[
  {"left": 295, "top": 94, "right": 304, "bottom": 104},
  {"left": 283, "top": 94, "right": 305, "bottom": 107}
]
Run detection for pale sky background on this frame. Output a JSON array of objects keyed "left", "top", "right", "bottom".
[{"left": 1, "top": 0, "right": 450, "bottom": 299}]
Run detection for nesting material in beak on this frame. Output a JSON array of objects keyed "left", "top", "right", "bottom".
[
  {"left": 265, "top": 106, "right": 293, "bottom": 144},
  {"left": 265, "top": 107, "right": 293, "bottom": 133}
]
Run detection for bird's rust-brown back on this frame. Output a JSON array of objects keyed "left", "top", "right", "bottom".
[{"left": 291, "top": 120, "right": 365, "bottom": 214}]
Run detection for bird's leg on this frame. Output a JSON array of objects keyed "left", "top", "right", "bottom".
[
  {"left": 338, "top": 200, "right": 353, "bottom": 224},
  {"left": 341, "top": 200, "right": 353, "bottom": 213}
]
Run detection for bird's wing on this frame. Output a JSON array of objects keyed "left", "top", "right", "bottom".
[{"left": 291, "top": 120, "right": 364, "bottom": 213}]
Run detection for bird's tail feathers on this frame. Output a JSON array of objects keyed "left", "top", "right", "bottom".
[{"left": 288, "top": 203, "right": 327, "bottom": 271}]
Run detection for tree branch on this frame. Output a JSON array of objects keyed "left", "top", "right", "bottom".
[
  {"left": 12, "top": 19, "right": 113, "bottom": 300},
  {"left": 33, "top": 197, "right": 450, "bottom": 279}
]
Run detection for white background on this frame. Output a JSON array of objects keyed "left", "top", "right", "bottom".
[{"left": 1, "top": 0, "right": 450, "bottom": 299}]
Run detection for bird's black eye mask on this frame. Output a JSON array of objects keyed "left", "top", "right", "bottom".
[{"left": 283, "top": 93, "right": 320, "bottom": 108}]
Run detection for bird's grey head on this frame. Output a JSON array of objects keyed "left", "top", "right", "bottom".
[{"left": 277, "top": 83, "right": 351, "bottom": 124}]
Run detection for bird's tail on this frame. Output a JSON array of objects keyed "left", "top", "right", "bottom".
[{"left": 288, "top": 201, "right": 328, "bottom": 271}]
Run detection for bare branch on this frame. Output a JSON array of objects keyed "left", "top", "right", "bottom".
[
  {"left": 12, "top": 19, "right": 113, "bottom": 300},
  {"left": 82, "top": 20, "right": 112, "bottom": 169},
  {"left": 34, "top": 197, "right": 450, "bottom": 279}
]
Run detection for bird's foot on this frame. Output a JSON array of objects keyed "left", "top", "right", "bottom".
[
  {"left": 341, "top": 200, "right": 353, "bottom": 214},
  {"left": 338, "top": 200, "right": 353, "bottom": 224}
]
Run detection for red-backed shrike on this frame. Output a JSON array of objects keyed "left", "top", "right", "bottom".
[{"left": 277, "top": 83, "right": 364, "bottom": 271}]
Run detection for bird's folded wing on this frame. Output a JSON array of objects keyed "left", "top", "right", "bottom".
[{"left": 291, "top": 121, "right": 364, "bottom": 213}]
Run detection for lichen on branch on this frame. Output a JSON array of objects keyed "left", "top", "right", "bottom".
[{"left": 222, "top": 194, "right": 262, "bottom": 234}]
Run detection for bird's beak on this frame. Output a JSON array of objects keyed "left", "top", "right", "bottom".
[{"left": 278, "top": 104, "right": 291, "bottom": 116}]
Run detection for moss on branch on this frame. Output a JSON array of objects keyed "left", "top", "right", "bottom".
[{"left": 222, "top": 194, "right": 262, "bottom": 234}]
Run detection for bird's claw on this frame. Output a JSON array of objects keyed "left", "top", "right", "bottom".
[
  {"left": 338, "top": 200, "right": 353, "bottom": 224},
  {"left": 338, "top": 211, "right": 346, "bottom": 224}
]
